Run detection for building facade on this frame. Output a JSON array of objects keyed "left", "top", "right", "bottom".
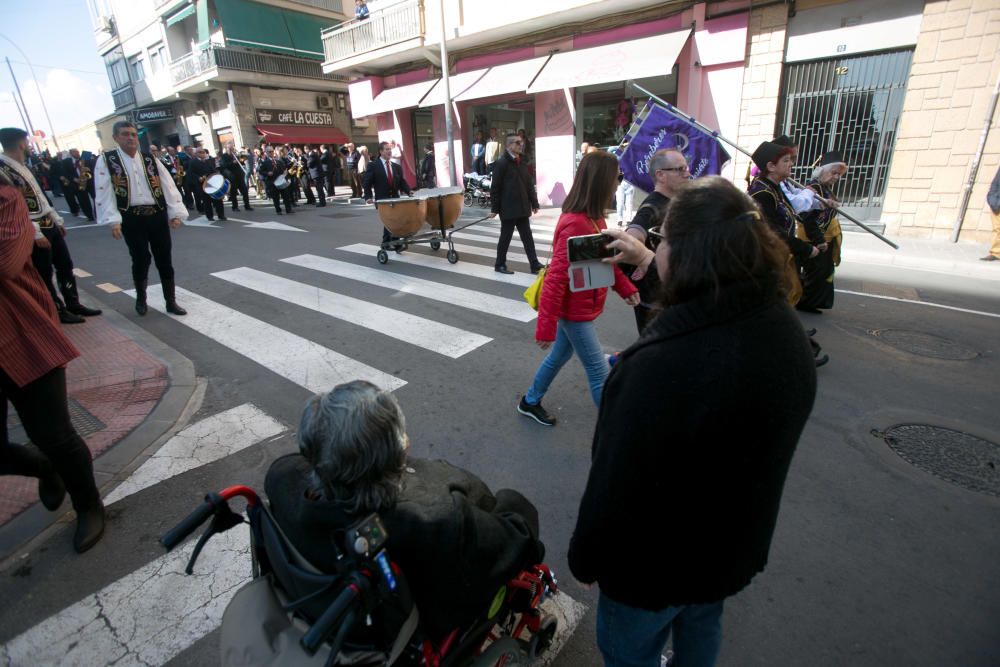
[
  {"left": 85, "top": 0, "right": 376, "bottom": 154},
  {"left": 322, "top": 0, "right": 1000, "bottom": 244}
]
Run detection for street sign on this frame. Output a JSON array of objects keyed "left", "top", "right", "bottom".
[
  {"left": 254, "top": 108, "right": 335, "bottom": 127},
  {"left": 135, "top": 106, "right": 174, "bottom": 123}
]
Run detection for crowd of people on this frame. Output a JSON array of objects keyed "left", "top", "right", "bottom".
[{"left": 1, "top": 119, "right": 865, "bottom": 666}]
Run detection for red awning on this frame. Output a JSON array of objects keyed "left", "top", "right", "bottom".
[{"left": 255, "top": 124, "right": 350, "bottom": 145}]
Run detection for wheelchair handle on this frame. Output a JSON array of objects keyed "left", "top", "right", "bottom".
[
  {"left": 160, "top": 486, "right": 259, "bottom": 551},
  {"left": 300, "top": 581, "right": 362, "bottom": 655}
]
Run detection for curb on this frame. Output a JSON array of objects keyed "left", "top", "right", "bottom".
[{"left": 0, "top": 288, "right": 198, "bottom": 563}]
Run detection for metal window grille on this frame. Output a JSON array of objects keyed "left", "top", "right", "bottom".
[{"left": 778, "top": 49, "right": 914, "bottom": 223}]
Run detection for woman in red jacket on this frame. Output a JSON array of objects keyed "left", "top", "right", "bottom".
[{"left": 517, "top": 152, "right": 639, "bottom": 427}]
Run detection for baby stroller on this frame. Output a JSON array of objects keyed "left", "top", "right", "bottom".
[
  {"left": 462, "top": 173, "right": 491, "bottom": 209},
  {"left": 161, "top": 485, "right": 560, "bottom": 666}
]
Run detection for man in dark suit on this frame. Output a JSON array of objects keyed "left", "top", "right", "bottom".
[
  {"left": 188, "top": 148, "right": 226, "bottom": 221},
  {"left": 306, "top": 145, "right": 326, "bottom": 207},
  {"left": 219, "top": 144, "right": 252, "bottom": 212},
  {"left": 364, "top": 141, "right": 411, "bottom": 244},
  {"left": 59, "top": 149, "right": 95, "bottom": 221},
  {"left": 489, "top": 134, "right": 543, "bottom": 274}
]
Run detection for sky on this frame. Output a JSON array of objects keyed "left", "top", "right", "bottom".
[{"left": 0, "top": 0, "right": 114, "bottom": 140}]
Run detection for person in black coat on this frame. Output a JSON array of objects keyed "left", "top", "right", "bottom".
[
  {"left": 570, "top": 177, "right": 817, "bottom": 667},
  {"left": 488, "top": 134, "right": 542, "bottom": 274},
  {"left": 364, "top": 141, "right": 411, "bottom": 243},
  {"left": 418, "top": 142, "right": 436, "bottom": 189},
  {"left": 305, "top": 145, "right": 326, "bottom": 206},
  {"left": 59, "top": 150, "right": 94, "bottom": 221},
  {"left": 188, "top": 148, "right": 226, "bottom": 221},
  {"left": 265, "top": 381, "right": 544, "bottom": 641},
  {"left": 219, "top": 145, "right": 252, "bottom": 212}
]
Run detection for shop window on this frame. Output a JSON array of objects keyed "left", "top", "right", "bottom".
[{"left": 580, "top": 72, "right": 676, "bottom": 148}]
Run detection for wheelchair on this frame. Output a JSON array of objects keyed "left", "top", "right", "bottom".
[{"left": 161, "top": 485, "right": 559, "bottom": 666}]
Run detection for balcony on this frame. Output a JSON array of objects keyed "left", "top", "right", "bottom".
[
  {"left": 322, "top": 0, "right": 424, "bottom": 67},
  {"left": 170, "top": 46, "right": 348, "bottom": 87},
  {"left": 112, "top": 86, "right": 135, "bottom": 110}
]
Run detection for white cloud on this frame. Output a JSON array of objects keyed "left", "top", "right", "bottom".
[{"left": 16, "top": 68, "right": 114, "bottom": 139}]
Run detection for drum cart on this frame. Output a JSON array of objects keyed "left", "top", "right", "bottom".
[{"left": 375, "top": 187, "right": 490, "bottom": 265}]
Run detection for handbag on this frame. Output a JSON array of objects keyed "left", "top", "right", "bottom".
[{"left": 523, "top": 265, "right": 547, "bottom": 310}]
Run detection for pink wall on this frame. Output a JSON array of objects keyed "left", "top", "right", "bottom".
[
  {"left": 431, "top": 105, "right": 465, "bottom": 186},
  {"left": 376, "top": 110, "right": 417, "bottom": 187},
  {"left": 534, "top": 89, "right": 576, "bottom": 206}
]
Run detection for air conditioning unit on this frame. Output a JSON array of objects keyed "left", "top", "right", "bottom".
[
  {"left": 317, "top": 95, "right": 333, "bottom": 109},
  {"left": 353, "top": 118, "right": 369, "bottom": 128}
]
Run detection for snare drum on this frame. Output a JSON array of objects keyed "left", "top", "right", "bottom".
[
  {"left": 273, "top": 174, "right": 290, "bottom": 190},
  {"left": 203, "top": 174, "right": 230, "bottom": 200}
]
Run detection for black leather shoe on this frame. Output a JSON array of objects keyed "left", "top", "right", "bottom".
[
  {"left": 815, "top": 354, "right": 830, "bottom": 368},
  {"left": 495, "top": 265, "right": 514, "bottom": 275},
  {"left": 529, "top": 264, "right": 544, "bottom": 275},
  {"left": 218, "top": 215, "right": 227, "bottom": 221},
  {"left": 245, "top": 206, "right": 254, "bottom": 211},
  {"left": 135, "top": 301, "right": 148, "bottom": 316},
  {"left": 67, "top": 303, "right": 102, "bottom": 317},
  {"left": 805, "top": 328, "right": 817, "bottom": 337},
  {"left": 59, "top": 309, "right": 85, "bottom": 324},
  {"left": 980, "top": 255, "right": 998, "bottom": 262},
  {"left": 39, "top": 472, "right": 66, "bottom": 511},
  {"left": 73, "top": 502, "right": 105, "bottom": 554}
]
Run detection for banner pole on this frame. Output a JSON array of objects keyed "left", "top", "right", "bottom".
[{"left": 630, "top": 83, "right": 898, "bottom": 250}]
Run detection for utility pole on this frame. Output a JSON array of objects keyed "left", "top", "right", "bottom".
[
  {"left": 5, "top": 56, "right": 35, "bottom": 136},
  {"left": 8, "top": 83, "right": 30, "bottom": 131},
  {"left": 438, "top": 0, "right": 458, "bottom": 186}
]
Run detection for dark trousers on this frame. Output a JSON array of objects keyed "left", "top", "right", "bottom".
[
  {"left": 31, "top": 226, "right": 78, "bottom": 309},
  {"left": 348, "top": 167, "right": 361, "bottom": 198},
  {"left": 65, "top": 189, "right": 94, "bottom": 220},
  {"left": 199, "top": 191, "right": 225, "bottom": 220},
  {"left": 495, "top": 216, "right": 540, "bottom": 268},
  {"left": 228, "top": 176, "right": 251, "bottom": 210},
  {"left": 121, "top": 208, "right": 174, "bottom": 285},
  {"left": 312, "top": 176, "right": 326, "bottom": 204},
  {"left": 270, "top": 185, "right": 293, "bottom": 213},
  {"left": 1, "top": 366, "right": 100, "bottom": 512},
  {"left": 302, "top": 178, "right": 316, "bottom": 204}
]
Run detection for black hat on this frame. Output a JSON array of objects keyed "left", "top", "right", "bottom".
[
  {"left": 0, "top": 127, "right": 29, "bottom": 149},
  {"left": 819, "top": 150, "right": 845, "bottom": 166},
  {"left": 772, "top": 134, "right": 797, "bottom": 148},
  {"left": 751, "top": 141, "right": 783, "bottom": 171}
]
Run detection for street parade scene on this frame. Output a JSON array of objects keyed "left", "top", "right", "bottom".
[{"left": 0, "top": 1, "right": 998, "bottom": 666}]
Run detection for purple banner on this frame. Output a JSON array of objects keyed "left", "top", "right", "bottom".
[{"left": 619, "top": 104, "right": 731, "bottom": 192}]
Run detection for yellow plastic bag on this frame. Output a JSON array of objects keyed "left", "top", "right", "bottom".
[{"left": 523, "top": 266, "right": 547, "bottom": 310}]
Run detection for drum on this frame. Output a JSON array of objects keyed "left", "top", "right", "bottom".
[
  {"left": 203, "top": 174, "right": 230, "bottom": 200},
  {"left": 273, "top": 174, "right": 290, "bottom": 190},
  {"left": 375, "top": 196, "right": 427, "bottom": 237},
  {"left": 419, "top": 186, "right": 464, "bottom": 230}
]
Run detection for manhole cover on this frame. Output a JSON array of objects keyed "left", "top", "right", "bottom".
[
  {"left": 868, "top": 329, "right": 978, "bottom": 360},
  {"left": 879, "top": 424, "right": 1000, "bottom": 496},
  {"left": 68, "top": 398, "right": 106, "bottom": 438}
]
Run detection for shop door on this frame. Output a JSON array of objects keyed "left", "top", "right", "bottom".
[{"left": 778, "top": 49, "right": 913, "bottom": 224}]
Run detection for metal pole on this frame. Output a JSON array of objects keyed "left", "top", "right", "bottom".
[
  {"left": 631, "top": 82, "right": 899, "bottom": 250},
  {"left": 1, "top": 34, "right": 59, "bottom": 150},
  {"left": 5, "top": 56, "right": 35, "bottom": 136},
  {"left": 951, "top": 71, "right": 1000, "bottom": 243},
  {"left": 438, "top": 0, "right": 457, "bottom": 186},
  {"left": 8, "top": 83, "right": 30, "bottom": 131}
]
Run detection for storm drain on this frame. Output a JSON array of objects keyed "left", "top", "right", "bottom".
[
  {"left": 876, "top": 424, "right": 999, "bottom": 496},
  {"left": 867, "top": 329, "right": 979, "bottom": 360},
  {"left": 68, "top": 398, "right": 106, "bottom": 438}
]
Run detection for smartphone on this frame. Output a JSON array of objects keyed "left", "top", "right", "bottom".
[{"left": 567, "top": 234, "right": 616, "bottom": 262}]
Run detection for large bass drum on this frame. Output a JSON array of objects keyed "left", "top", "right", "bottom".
[
  {"left": 203, "top": 174, "right": 230, "bottom": 200},
  {"left": 418, "top": 186, "right": 464, "bottom": 230},
  {"left": 375, "top": 196, "right": 427, "bottom": 237}
]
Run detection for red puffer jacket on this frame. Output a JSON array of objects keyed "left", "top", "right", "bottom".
[{"left": 536, "top": 212, "right": 637, "bottom": 342}]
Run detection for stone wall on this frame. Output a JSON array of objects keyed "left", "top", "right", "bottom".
[
  {"left": 734, "top": 3, "right": 789, "bottom": 184},
  {"left": 882, "top": 0, "right": 1000, "bottom": 241}
]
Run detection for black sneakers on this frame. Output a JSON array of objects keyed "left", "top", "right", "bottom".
[{"left": 517, "top": 396, "right": 557, "bottom": 426}]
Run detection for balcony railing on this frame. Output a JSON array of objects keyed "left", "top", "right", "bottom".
[
  {"left": 171, "top": 46, "right": 349, "bottom": 86},
  {"left": 112, "top": 86, "right": 135, "bottom": 109},
  {"left": 322, "top": 0, "right": 424, "bottom": 64}
]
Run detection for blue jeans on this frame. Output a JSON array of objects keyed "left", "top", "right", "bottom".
[
  {"left": 597, "top": 592, "right": 724, "bottom": 667},
  {"left": 525, "top": 319, "right": 607, "bottom": 407}
]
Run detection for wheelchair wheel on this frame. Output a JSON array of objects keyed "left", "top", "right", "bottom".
[
  {"left": 447, "top": 249, "right": 459, "bottom": 264},
  {"left": 464, "top": 192, "right": 473, "bottom": 206},
  {"left": 430, "top": 239, "right": 441, "bottom": 251},
  {"left": 377, "top": 249, "right": 388, "bottom": 264},
  {"left": 528, "top": 614, "right": 558, "bottom": 658}
]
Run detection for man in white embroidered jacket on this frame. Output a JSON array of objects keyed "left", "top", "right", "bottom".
[{"left": 94, "top": 121, "right": 188, "bottom": 316}]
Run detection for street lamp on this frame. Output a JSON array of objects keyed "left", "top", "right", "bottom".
[{"left": 0, "top": 33, "right": 60, "bottom": 150}]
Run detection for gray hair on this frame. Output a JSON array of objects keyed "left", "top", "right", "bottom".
[
  {"left": 297, "top": 381, "right": 407, "bottom": 514},
  {"left": 649, "top": 148, "right": 685, "bottom": 173},
  {"left": 811, "top": 161, "right": 847, "bottom": 182}
]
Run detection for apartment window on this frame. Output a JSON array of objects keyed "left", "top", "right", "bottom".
[
  {"left": 104, "top": 47, "right": 129, "bottom": 90},
  {"left": 129, "top": 55, "right": 146, "bottom": 82},
  {"left": 148, "top": 44, "right": 169, "bottom": 74}
]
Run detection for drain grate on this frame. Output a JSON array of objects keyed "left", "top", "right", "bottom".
[
  {"left": 67, "top": 398, "right": 106, "bottom": 438},
  {"left": 868, "top": 329, "right": 979, "bottom": 360},
  {"left": 878, "top": 424, "right": 999, "bottom": 496}
]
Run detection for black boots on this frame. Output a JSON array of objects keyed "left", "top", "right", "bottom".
[
  {"left": 162, "top": 279, "right": 187, "bottom": 316},
  {"left": 73, "top": 502, "right": 105, "bottom": 553},
  {"left": 0, "top": 443, "right": 67, "bottom": 511},
  {"left": 135, "top": 279, "right": 148, "bottom": 316},
  {"left": 61, "top": 276, "right": 102, "bottom": 317},
  {"left": 58, "top": 435, "right": 105, "bottom": 554},
  {"left": 57, "top": 303, "right": 86, "bottom": 324}
]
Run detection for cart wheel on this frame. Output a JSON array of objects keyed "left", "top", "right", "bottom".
[
  {"left": 377, "top": 249, "right": 389, "bottom": 264},
  {"left": 528, "top": 615, "right": 558, "bottom": 659},
  {"left": 447, "top": 249, "right": 459, "bottom": 264},
  {"left": 430, "top": 239, "right": 442, "bottom": 251}
]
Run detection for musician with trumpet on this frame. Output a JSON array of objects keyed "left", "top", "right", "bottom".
[{"left": 59, "top": 149, "right": 95, "bottom": 221}]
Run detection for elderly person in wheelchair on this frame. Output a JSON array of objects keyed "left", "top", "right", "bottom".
[{"left": 265, "top": 380, "right": 546, "bottom": 644}]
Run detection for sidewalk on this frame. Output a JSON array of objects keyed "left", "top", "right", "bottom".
[{"left": 0, "top": 292, "right": 195, "bottom": 561}]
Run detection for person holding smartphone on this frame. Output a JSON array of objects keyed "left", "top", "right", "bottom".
[{"left": 516, "top": 151, "right": 639, "bottom": 427}]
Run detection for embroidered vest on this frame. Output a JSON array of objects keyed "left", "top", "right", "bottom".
[
  {"left": 748, "top": 176, "right": 798, "bottom": 237},
  {"left": 103, "top": 150, "right": 166, "bottom": 212},
  {"left": 0, "top": 159, "right": 49, "bottom": 226}
]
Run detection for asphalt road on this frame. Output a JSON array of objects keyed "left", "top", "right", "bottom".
[{"left": 1, "top": 192, "right": 998, "bottom": 667}]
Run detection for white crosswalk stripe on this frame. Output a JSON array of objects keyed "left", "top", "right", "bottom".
[
  {"left": 212, "top": 267, "right": 493, "bottom": 358},
  {"left": 450, "top": 230, "right": 553, "bottom": 255},
  {"left": 462, "top": 225, "right": 556, "bottom": 243},
  {"left": 125, "top": 285, "right": 407, "bottom": 392},
  {"left": 337, "top": 243, "right": 538, "bottom": 287},
  {"left": 442, "top": 242, "right": 551, "bottom": 266},
  {"left": 281, "top": 254, "right": 538, "bottom": 322}
]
